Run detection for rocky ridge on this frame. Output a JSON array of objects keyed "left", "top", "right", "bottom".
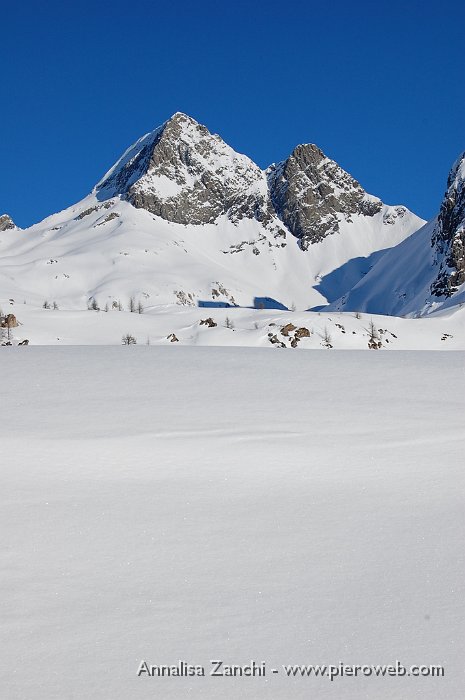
[
  {"left": 0, "top": 113, "right": 426, "bottom": 317},
  {"left": 267, "top": 144, "right": 407, "bottom": 249},
  {"left": 430, "top": 153, "right": 465, "bottom": 297},
  {"left": 95, "top": 112, "right": 411, "bottom": 247},
  {"left": 96, "top": 113, "right": 279, "bottom": 231}
]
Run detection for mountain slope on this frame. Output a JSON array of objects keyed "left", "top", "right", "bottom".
[
  {"left": 0, "top": 113, "right": 423, "bottom": 313},
  {"left": 329, "top": 153, "right": 465, "bottom": 316}
]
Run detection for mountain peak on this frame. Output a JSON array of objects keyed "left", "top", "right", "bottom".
[
  {"left": 94, "top": 114, "right": 418, "bottom": 244},
  {"left": 95, "top": 113, "right": 273, "bottom": 227},
  {"left": 267, "top": 142, "right": 386, "bottom": 248},
  {"left": 168, "top": 110, "right": 191, "bottom": 120},
  {"left": 165, "top": 111, "right": 198, "bottom": 125},
  {"left": 449, "top": 151, "right": 465, "bottom": 189},
  {"left": 291, "top": 142, "right": 323, "bottom": 158},
  {"left": 160, "top": 111, "right": 206, "bottom": 138},
  {"left": 0, "top": 214, "right": 17, "bottom": 231}
]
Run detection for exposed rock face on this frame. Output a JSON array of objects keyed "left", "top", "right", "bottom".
[
  {"left": 431, "top": 153, "right": 465, "bottom": 297},
  {"left": 0, "top": 214, "right": 16, "bottom": 231},
  {"left": 0, "top": 313, "right": 18, "bottom": 328},
  {"left": 295, "top": 326, "right": 311, "bottom": 339},
  {"left": 280, "top": 323, "right": 297, "bottom": 336},
  {"left": 200, "top": 317, "right": 217, "bottom": 327},
  {"left": 96, "top": 113, "right": 276, "bottom": 228},
  {"left": 93, "top": 112, "right": 416, "bottom": 253},
  {"left": 267, "top": 144, "right": 385, "bottom": 249}
]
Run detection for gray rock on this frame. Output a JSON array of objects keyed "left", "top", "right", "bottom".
[
  {"left": 97, "top": 113, "right": 276, "bottom": 228},
  {"left": 267, "top": 144, "right": 382, "bottom": 249},
  {"left": 430, "top": 153, "right": 465, "bottom": 297},
  {"left": 94, "top": 113, "right": 414, "bottom": 253},
  {"left": 199, "top": 317, "right": 217, "bottom": 327},
  {"left": 0, "top": 214, "right": 16, "bottom": 231}
]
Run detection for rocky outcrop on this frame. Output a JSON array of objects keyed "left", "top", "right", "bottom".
[
  {"left": 280, "top": 323, "right": 311, "bottom": 347},
  {"left": 96, "top": 113, "right": 277, "bottom": 229},
  {"left": 295, "top": 326, "right": 311, "bottom": 339},
  {"left": 267, "top": 144, "right": 387, "bottom": 249},
  {"left": 280, "top": 323, "right": 297, "bottom": 336},
  {"left": 93, "top": 112, "right": 417, "bottom": 253},
  {"left": 0, "top": 313, "right": 18, "bottom": 328},
  {"left": 200, "top": 317, "right": 217, "bottom": 327},
  {"left": 430, "top": 153, "right": 465, "bottom": 297},
  {"left": 0, "top": 214, "right": 16, "bottom": 231}
]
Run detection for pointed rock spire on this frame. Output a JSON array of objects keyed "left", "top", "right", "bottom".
[
  {"left": 95, "top": 112, "right": 275, "bottom": 227},
  {"left": 267, "top": 144, "right": 386, "bottom": 249}
]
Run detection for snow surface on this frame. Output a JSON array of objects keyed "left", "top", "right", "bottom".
[
  {"left": 330, "top": 152, "right": 465, "bottom": 317},
  {"left": 0, "top": 189, "right": 423, "bottom": 314},
  {"left": 3, "top": 300, "right": 465, "bottom": 350},
  {"left": 1, "top": 347, "right": 464, "bottom": 699},
  {"left": 329, "top": 218, "right": 465, "bottom": 317}
]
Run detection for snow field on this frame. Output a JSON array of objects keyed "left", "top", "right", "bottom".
[{"left": 1, "top": 347, "right": 464, "bottom": 699}]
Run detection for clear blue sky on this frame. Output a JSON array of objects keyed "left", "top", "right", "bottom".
[{"left": 2, "top": 0, "right": 464, "bottom": 227}]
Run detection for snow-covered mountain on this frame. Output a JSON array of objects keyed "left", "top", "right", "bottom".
[
  {"left": 329, "top": 153, "right": 465, "bottom": 317},
  {"left": 0, "top": 112, "right": 422, "bottom": 314},
  {"left": 267, "top": 143, "right": 409, "bottom": 249}
]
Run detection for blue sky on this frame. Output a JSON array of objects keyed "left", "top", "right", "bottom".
[{"left": 2, "top": 0, "right": 464, "bottom": 227}]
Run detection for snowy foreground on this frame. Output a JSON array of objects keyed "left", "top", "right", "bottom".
[
  {"left": 1, "top": 347, "right": 464, "bottom": 699},
  {"left": 4, "top": 302, "right": 465, "bottom": 350}
]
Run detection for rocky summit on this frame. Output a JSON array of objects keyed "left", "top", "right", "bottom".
[
  {"left": 0, "top": 214, "right": 16, "bottom": 232},
  {"left": 94, "top": 112, "right": 412, "bottom": 247},
  {"left": 3, "top": 112, "right": 450, "bottom": 318},
  {"left": 268, "top": 144, "right": 407, "bottom": 249},
  {"left": 96, "top": 113, "right": 278, "bottom": 230}
]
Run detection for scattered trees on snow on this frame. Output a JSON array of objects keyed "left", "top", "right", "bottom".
[
  {"left": 322, "top": 327, "right": 333, "bottom": 349},
  {"left": 367, "top": 319, "right": 382, "bottom": 350}
]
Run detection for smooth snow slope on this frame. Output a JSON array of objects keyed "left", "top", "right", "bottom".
[
  {"left": 1, "top": 348, "right": 464, "bottom": 699},
  {"left": 329, "top": 218, "right": 465, "bottom": 317},
  {"left": 329, "top": 151, "right": 465, "bottom": 317},
  {"left": 0, "top": 193, "right": 422, "bottom": 312}
]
